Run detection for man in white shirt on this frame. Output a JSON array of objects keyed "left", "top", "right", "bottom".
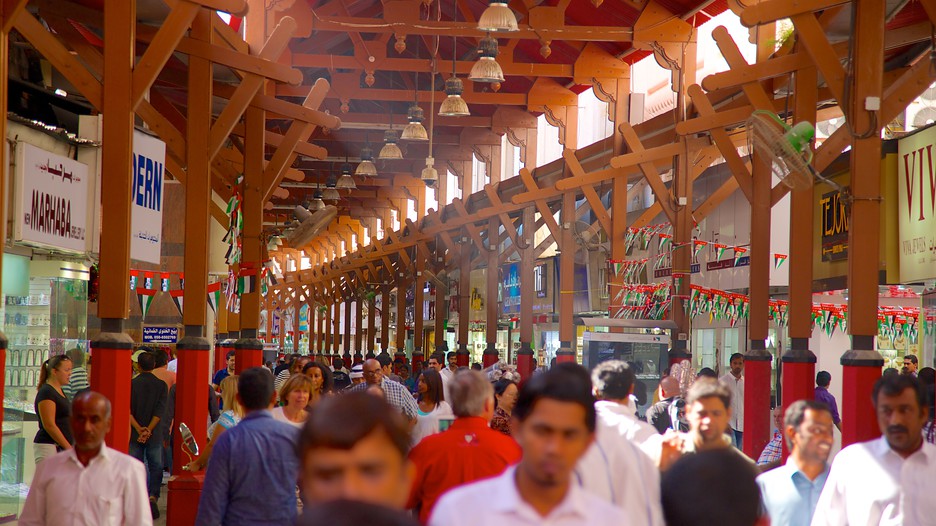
[
  {"left": 429, "top": 363, "right": 628, "bottom": 526},
  {"left": 812, "top": 373, "right": 936, "bottom": 525},
  {"left": 427, "top": 352, "right": 451, "bottom": 403},
  {"left": 575, "top": 360, "right": 663, "bottom": 526},
  {"left": 720, "top": 353, "right": 745, "bottom": 448},
  {"left": 21, "top": 391, "right": 151, "bottom": 526}
]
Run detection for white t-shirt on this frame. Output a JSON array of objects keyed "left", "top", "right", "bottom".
[
  {"left": 412, "top": 401, "right": 454, "bottom": 446},
  {"left": 719, "top": 372, "right": 744, "bottom": 432},
  {"left": 270, "top": 406, "right": 305, "bottom": 428},
  {"left": 430, "top": 466, "right": 630, "bottom": 526},
  {"left": 811, "top": 436, "right": 936, "bottom": 526}
]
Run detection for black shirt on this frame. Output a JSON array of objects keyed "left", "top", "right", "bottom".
[
  {"left": 645, "top": 398, "right": 675, "bottom": 434},
  {"left": 34, "top": 383, "right": 74, "bottom": 446},
  {"left": 130, "top": 372, "right": 168, "bottom": 441}
]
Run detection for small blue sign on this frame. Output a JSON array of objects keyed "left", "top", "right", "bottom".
[{"left": 143, "top": 326, "right": 179, "bottom": 344}]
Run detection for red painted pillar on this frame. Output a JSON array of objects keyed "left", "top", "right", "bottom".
[
  {"left": 90, "top": 334, "right": 133, "bottom": 452},
  {"left": 742, "top": 350, "right": 772, "bottom": 459},
  {"left": 411, "top": 352, "right": 424, "bottom": 369},
  {"left": 841, "top": 343, "right": 883, "bottom": 446},
  {"left": 517, "top": 344, "right": 535, "bottom": 384},
  {"left": 234, "top": 337, "right": 263, "bottom": 374},
  {"left": 166, "top": 473, "right": 206, "bottom": 525},
  {"left": 213, "top": 336, "right": 227, "bottom": 377},
  {"left": 780, "top": 345, "right": 816, "bottom": 460},
  {"left": 455, "top": 345, "right": 470, "bottom": 367},
  {"left": 173, "top": 337, "right": 210, "bottom": 475}
]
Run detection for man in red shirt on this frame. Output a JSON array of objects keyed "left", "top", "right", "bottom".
[{"left": 407, "top": 370, "right": 522, "bottom": 523}]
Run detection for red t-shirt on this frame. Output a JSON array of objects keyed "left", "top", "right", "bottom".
[{"left": 407, "top": 416, "right": 522, "bottom": 524}]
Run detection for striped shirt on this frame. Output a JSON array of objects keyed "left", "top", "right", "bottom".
[
  {"left": 62, "top": 366, "right": 89, "bottom": 401},
  {"left": 348, "top": 377, "right": 418, "bottom": 420}
]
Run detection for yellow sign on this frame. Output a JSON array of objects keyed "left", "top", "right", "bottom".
[{"left": 897, "top": 126, "right": 936, "bottom": 282}]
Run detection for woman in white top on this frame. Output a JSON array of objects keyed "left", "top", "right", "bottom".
[
  {"left": 273, "top": 374, "right": 313, "bottom": 427},
  {"left": 412, "top": 368, "right": 453, "bottom": 445},
  {"left": 186, "top": 375, "right": 244, "bottom": 471}
]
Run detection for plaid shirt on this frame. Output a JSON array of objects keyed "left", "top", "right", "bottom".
[
  {"left": 925, "top": 420, "right": 936, "bottom": 445},
  {"left": 757, "top": 430, "right": 783, "bottom": 465},
  {"left": 348, "top": 377, "right": 419, "bottom": 420}
]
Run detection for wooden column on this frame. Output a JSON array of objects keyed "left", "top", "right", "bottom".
[
  {"left": 743, "top": 24, "right": 775, "bottom": 459},
  {"left": 343, "top": 297, "right": 352, "bottom": 359},
  {"left": 367, "top": 294, "right": 376, "bottom": 358},
  {"left": 91, "top": 0, "right": 135, "bottom": 451},
  {"left": 670, "top": 35, "right": 697, "bottom": 365},
  {"left": 433, "top": 247, "right": 448, "bottom": 357},
  {"left": 380, "top": 286, "right": 390, "bottom": 355},
  {"left": 556, "top": 189, "right": 576, "bottom": 363},
  {"left": 556, "top": 104, "right": 578, "bottom": 363},
  {"left": 318, "top": 294, "right": 327, "bottom": 352},
  {"left": 174, "top": 6, "right": 212, "bottom": 478},
  {"left": 457, "top": 239, "right": 472, "bottom": 366},
  {"left": 484, "top": 218, "right": 500, "bottom": 367},
  {"left": 842, "top": 0, "right": 886, "bottom": 446},
  {"left": 609, "top": 77, "right": 630, "bottom": 331},
  {"left": 413, "top": 248, "right": 425, "bottom": 362},
  {"left": 395, "top": 284, "right": 406, "bottom": 359},
  {"left": 517, "top": 206, "right": 535, "bottom": 379},
  {"left": 781, "top": 57, "right": 818, "bottom": 461},
  {"left": 354, "top": 296, "right": 364, "bottom": 363}
]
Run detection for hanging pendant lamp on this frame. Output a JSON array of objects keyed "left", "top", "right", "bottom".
[
  {"left": 336, "top": 160, "right": 357, "bottom": 190},
  {"left": 379, "top": 129, "right": 403, "bottom": 159},
  {"left": 355, "top": 144, "right": 377, "bottom": 177},
  {"left": 478, "top": 0, "right": 518, "bottom": 32},
  {"left": 439, "top": 0, "right": 470, "bottom": 117},
  {"left": 401, "top": 104, "right": 429, "bottom": 141},
  {"left": 469, "top": 36, "right": 505, "bottom": 83}
]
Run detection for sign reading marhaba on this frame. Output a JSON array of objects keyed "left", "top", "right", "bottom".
[
  {"left": 898, "top": 125, "right": 936, "bottom": 282},
  {"left": 131, "top": 130, "right": 166, "bottom": 264},
  {"left": 14, "top": 143, "right": 89, "bottom": 252}
]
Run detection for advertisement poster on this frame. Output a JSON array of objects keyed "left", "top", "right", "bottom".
[
  {"left": 502, "top": 262, "right": 521, "bottom": 314},
  {"left": 131, "top": 131, "right": 166, "bottom": 264},
  {"left": 897, "top": 126, "right": 936, "bottom": 282},
  {"left": 15, "top": 142, "right": 89, "bottom": 252}
]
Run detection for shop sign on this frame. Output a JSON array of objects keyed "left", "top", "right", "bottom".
[
  {"left": 502, "top": 263, "right": 521, "bottom": 314},
  {"left": 652, "top": 244, "right": 701, "bottom": 278},
  {"left": 706, "top": 256, "right": 750, "bottom": 271},
  {"left": 534, "top": 263, "right": 547, "bottom": 298},
  {"left": 820, "top": 189, "right": 848, "bottom": 262},
  {"left": 142, "top": 326, "right": 178, "bottom": 344},
  {"left": 14, "top": 142, "right": 90, "bottom": 252},
  {"left": 898, "top": 126, "right": 936, "bottom": 281},
  {"left": 131, "top": 131, "right": 166, "bottom": 264},
  {"left": 298, "top": 304, "right": 309, "bottom": 332}
]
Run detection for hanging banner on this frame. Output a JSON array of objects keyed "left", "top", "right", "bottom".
[
  {"left": 14, "top": 142, "right": 90, "bottom": 252},
  {"left": 130, "top": 131, "right": 166, "bottom": 264},
  {"left": 897, "top": 126, "right": 936, "bottom": 282}
]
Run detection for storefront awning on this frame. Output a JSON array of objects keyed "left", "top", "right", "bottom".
[{"left": 573, "top": 317, "right": 678, "bottom": 330}]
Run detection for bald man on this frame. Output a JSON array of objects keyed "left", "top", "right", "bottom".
[
  {"left": 21, "top": 392, "right": 152, "bottom": 525},
  {"left": 646, "top": 376, "right": 683, "bottom": 434},
  {"left": 348, "top": 359, "right": 419, "bottom": 424}
]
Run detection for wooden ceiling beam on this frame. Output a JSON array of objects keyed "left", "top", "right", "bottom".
[{"left": 291, "top": 53, "right": 575, "bottom": 78}]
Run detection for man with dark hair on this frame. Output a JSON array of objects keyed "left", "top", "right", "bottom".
[
  {"left": 298, "top": 391, "right": 414, "bottom": 508},
  {"left": 903, "top": 353, "right": 919, "bottom": 376},
  {"left": 445, "top": 352, "right": 458, "bottom": 377},
  {"left": 576, "top": 360, "right": 663, "bottom": 524},
  {"left": 196, "top": 367, "right": 300, "bottom": 526},
  {"left": 696, "top": 367, "right": 718, "bottom": 379},
  {"left": 720, "top": 353, "right": 745, "bottom": 448},
  {"left": 814, "top": 371, "right": 842, "bottom": 432},
  {"left": 659, "top": 378, "right": 755, "bottom": 471},
  {"left": 429, "top": 365, "right": 625, "bottom": 525},
  {"left": 646, "top": 375, "right": 682, "bottom": 434},
  {"left": 426, "top": 353, "right": 451, "bottom": 403},
  {"left": 129, "top": 350, "right": 167, "bottom": 518},
  {"left": 408, "top": 371, "right": 521, "bottom": 523},
  {"left": 376, "top": 353, "right": 404, "bottom": 384},
  {"left": 812, "top": 374, "right": 936, "bottom": 525},
  {"left": 212, "top": 350, "right": 236, "bottom": 390},
  {"left": 661, "top": 449, "right": 765, "bottom": 526},
  {"left": 757, "top": 400, "right": 833, "bottom": 526},
  {"left": 471, "top": 363, "right": 482, "bottom": 371}
]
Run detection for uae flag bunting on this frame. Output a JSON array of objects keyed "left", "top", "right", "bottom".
[
  {"left": 658, "top": 233, "right": 672, "bottom": 252},
  {"left": 773, "top": 253, "right": 788, "bottom": 269},
  {"left": 161, "top": 273, "right": 170, "bottom": 292},
  {"left": 207, "top": 282, "right": 222, "bottom": 313},
  {"left": 713, "top": 243, "right": 727, "bottom": 261},
  {"left": 130, "top": 270, "right": 139, "bottom": 291},
  {"left": 692, "top": 240, "right": 707, "bottom": 259},
  {"left": 136, "top": 288, "right": 157, "bottom": 319},
  {"left": 144, "top": 272, "right": 154, "bottom": 291},
  {"left": 238, "top": 267, "right": 258, "bottom": 295},
  {"left": 170, "top": 289, "right": 184, "bottom": 316},
  {"left": 732, "top": 247, "right": 747, "bottom": 267}
]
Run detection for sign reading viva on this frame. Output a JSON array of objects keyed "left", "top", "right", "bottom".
[
  {"left": 15, "top": 143, "right": 89, "bottom": 252},
  {"left": 898, "top": 125, "right": 936, "bottom": 282},
  {"left": 131, "top": 131, "right": 166, "bottom": 264}
]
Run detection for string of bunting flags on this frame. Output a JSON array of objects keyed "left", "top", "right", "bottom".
[
  {"left": 128, "top": 261, "right": 278, "bottom": 319},
  {"left": 607, "top": 281, "right": 931, "bottom": 340}
]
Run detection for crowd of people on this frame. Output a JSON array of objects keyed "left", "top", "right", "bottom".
[{"left": 17, "top": 347, "right": 936, "bottom": 525}]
